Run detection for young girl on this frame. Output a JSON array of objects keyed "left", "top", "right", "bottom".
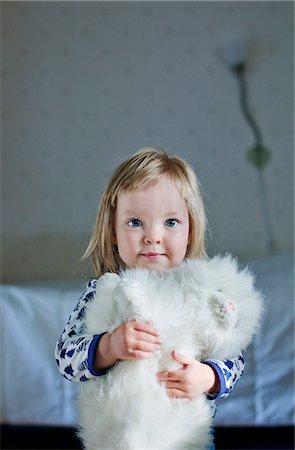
[{"left": 55, "top": 147, "right": 245, "bottom": 448}]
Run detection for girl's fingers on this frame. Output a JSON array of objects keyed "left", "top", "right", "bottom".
[
  {"left": 128, "top": 321, "right": 161, "bottom": 352},
  {"left": 157, "top": 370, "right": 184, "bottom": 382},
  {"left": 166, "top": 388, "right": 190, "bottom": 400},
  {"left": 165, "top": 381, "right": 187, "bottom": 391},
  {"left": 132, "top": 321, "right": 160, "bottom": 337},
  {"left": 115, "top": 321, "right": 161, "bottom": 359},
  {"left": 131, "top": 339, "right": 161, "bottom": 353},
  {"left": 135, "top": 331, "right": 162, "bottom": 345},
  {"left": 171, "top": 350, "right": 195, "bottom": 366},
  {"left": 127, "top": 349, "right": 156, "bottom": 360}
]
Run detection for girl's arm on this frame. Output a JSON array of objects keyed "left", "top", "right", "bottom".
[
  {"left": 93, "top": 320, "right": 161, "bottom": 371},
  {"left": 157, "top": 352, "right": 245, "bottom": 400},
  {"left": 55, "top": 279, "right": 109, "bottom": 382},
  {"left": 55, "top": 279, "right": 161, "bottom": 381}
]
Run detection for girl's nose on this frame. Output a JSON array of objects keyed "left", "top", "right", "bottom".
[{"left": 143, "top": 228, "right": 162, "bottom": 245}]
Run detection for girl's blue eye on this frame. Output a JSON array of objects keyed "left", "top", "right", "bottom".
[
  {"left": 165, "top": 218, "right": 178, "bottom": 228},
  {"left": 127, "top": 219, "right": 142, "bottom": 228}
]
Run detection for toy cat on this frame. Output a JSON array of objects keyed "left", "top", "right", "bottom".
[{"left": 77, "top": 255, "right": 263, "bottom": 450}]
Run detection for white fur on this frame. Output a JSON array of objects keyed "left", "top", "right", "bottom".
[{"left": 77, "top": 255, "right": 263, "bottom": 450}]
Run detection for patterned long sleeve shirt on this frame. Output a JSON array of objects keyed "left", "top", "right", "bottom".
[{"left": 55, "top": 279, "right": 245, "bottom": 399}]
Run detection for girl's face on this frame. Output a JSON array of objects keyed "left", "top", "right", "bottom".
[{"left": 114, "top": 178, "right": 190, "bottom": 271}]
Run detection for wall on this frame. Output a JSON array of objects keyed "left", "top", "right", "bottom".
[{"left": 1, "top": 1, "right": 294, "bottom": 282}]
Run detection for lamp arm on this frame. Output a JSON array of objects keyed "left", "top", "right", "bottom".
[{"left": 234, "top": 64, "right": 263, "bottom": 147}]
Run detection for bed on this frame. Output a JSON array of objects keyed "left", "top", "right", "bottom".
[{"left": 1, "top": 252, "right": 294, "bottom": 449}]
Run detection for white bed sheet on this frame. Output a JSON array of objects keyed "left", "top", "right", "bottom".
[
  {"left": 0, "top": 282, "right": 81, "bottom": 425},
  {"left": 0, "top": 253, "right": 294, "bottom": 426}
]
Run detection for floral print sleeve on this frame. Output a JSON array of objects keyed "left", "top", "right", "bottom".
[
  {"left": 55, "top": 279, "right": 245, "bottom": 397},
  {"left": 55, "top": 279, "right": 107, "bottom": 382}
]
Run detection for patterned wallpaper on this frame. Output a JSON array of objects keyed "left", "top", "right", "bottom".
[{"left": 1, "top": 1, "right": 294, "bottom": 282}]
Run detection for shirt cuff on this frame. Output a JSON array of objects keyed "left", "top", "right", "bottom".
[
  {"left": 203, "top": 360, "right": 226, "bottom": 400},
  {"left": 88, "top": 333, "right": 109, "bottom": 376}
]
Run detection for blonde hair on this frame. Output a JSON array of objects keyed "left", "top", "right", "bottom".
[{"left": 83, "top": 147, "right": 207, "bottom": 277}]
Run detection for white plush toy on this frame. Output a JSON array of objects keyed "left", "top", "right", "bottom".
[{"left": 77, "top": 255, "right": 263, "bottom": 450}]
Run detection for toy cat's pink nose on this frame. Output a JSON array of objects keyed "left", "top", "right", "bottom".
[{"left": 228, "top": 300, "right": 236, "bottom": 311}]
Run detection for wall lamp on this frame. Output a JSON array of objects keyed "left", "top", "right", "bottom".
[
  {"left": 219, "top": 39, "right": 276, "bottom": 254},
  {"left": 220, "top": 39, "right": 271, "bottom": 170}
]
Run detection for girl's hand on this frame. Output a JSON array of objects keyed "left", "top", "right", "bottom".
[
  {"left": 94, "top": 321, "right": 161, "bottom": 371},
  {"left": 156, "top": 350, "right": 218, "bottom": 400},
  {"left": 110, "top": 320, "right": 161, "bottom": 361}
]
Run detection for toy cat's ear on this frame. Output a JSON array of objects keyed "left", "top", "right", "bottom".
[
  {"left": 209, "top": 291, "right": 238, "bottom": 329},
  {"left": 99, "top": 272, "right": 120, "bottom": 289}
]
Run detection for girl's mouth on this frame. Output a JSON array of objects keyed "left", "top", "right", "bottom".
[{"left": 141, "top": 252, "right": 163, "bottom": 260}]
